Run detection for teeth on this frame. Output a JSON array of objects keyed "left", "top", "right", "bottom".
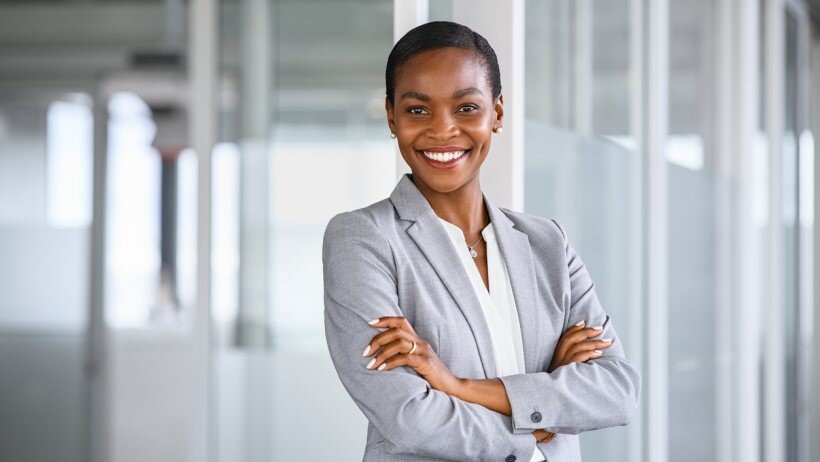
[{"left": 422, "top": 150, "right": 467, "bottom": 162}]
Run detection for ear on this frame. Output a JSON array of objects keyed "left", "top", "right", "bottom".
[
  {"left": 494, "top": 95, "right": 504, "bottom": 129},
  {"left": 385, "top": 98, "right": 397, "bottom": 134}
]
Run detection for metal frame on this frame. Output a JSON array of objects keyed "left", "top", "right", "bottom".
[
  {"left": 732, "top": 1, "right": 764, "bottom": 461},
  {"left": 713, "top": 1, "right": 735, "bottom": 460},
  {"left": 784, "top": 3, "right": 813, "bottom": 462},
  {"left": 764, "top": 2, "right": 787, "bottom": 462},
  {"left": 88, "top": 82, "right": 110, "bottom": 462},
  {"left": 628, "top": 0, "right": 645, "bottom": 459},
  {"left": 644, "top": 1, "right": 670, "bottom": 461},
  {"left": 237, "top": 0, "right": 273, "bottom": 348},
  {"left": 189, "top": 0, "right": 218, "bottom": 460}
]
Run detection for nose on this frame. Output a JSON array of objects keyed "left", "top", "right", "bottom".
[{"left": 426, "top": 111, "right": 459, "bottom": 141}]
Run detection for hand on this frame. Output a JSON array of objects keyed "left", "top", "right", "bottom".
[
  {"left": 364, "top": 316, "right": 459, "bottom": 393},
  {"left": 533, "top": 429, "right": 556, "bottom": 444},
  {"left": 547, "top": 321, "right": 612, "bottom": 373}
]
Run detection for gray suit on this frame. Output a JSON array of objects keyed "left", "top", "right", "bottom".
[{"left": 323, "top": 175, "right": 640, "bottom": 462}]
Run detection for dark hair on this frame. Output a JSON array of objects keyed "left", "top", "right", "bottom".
[{"left": 385, "top": 21, "right": 502, "bottom": 106}]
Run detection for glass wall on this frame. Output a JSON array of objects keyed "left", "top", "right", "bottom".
[
  {"left": 210, "top": 1, "right": 815, "bottom": 462},
  {"left": 0, "top": 86, "right": 93, "bottom": 462},
  {"left": 214, "top": 0, "right": 394, "bottom": 459},
  {"left": 524, "top": 0, "right": 640, "bottom": 460},
  {"left": 666, "top": 0, "right": 723, "bottom": 460}
]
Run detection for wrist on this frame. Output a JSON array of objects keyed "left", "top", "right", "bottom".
[{"left": 445, "top": 376, "right": 468, "bottom": 398}]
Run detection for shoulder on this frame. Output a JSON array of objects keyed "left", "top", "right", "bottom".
[
  {"left": 324, "top": 198, "right": 395, "bottom": 238},
  {"left": 322, "top": 198, "right": 396, "bottom": 263}
]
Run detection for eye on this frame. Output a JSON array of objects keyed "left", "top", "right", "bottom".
[
  {"left": 407, "top": 107, "right": 428, "bottom": 115},
  {"left": 458, "top": 104, "right": 479, "bottom": 113}
]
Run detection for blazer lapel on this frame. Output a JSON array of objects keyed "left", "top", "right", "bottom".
[
  {"left": 485, "top": 202, "right": 543, "bottom": 374},
  {"left": 390, "top": 175, "right": 497, "bottom": 378}
]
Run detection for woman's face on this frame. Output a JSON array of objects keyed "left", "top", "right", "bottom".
[{"left": 386, "top": 47, "right": 503, "bottom": 195}]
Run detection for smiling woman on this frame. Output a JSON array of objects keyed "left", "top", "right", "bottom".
[{"left": 322, "top": 21, "right": 640, "bottom": 462}]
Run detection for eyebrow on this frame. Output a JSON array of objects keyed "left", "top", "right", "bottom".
[
  {"left": 452, "top": 87, "right": 484, "bottom": 98},
  {"left": 399, "top": 87, "right": 485, "bottom": 101},
  {"left": 399, "top": 91, "right": 430, "bottom": 101}
]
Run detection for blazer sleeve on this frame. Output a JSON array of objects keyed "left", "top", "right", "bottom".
[
  {"left": 498, "top": 219, "right": 641, "bottom": 435},
  {"left": 323, "top": 211, "right": 536, "bottom": 461}
]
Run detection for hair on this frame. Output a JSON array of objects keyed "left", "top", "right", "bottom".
[{"left": 385, "top": 21, "right": 502, "bottom": 106}]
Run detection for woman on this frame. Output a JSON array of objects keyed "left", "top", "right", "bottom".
[{"left": 323, "top": 21, "right": 640, "bottom": 462}]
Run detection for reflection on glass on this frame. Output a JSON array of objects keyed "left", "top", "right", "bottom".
[
  {"left": 212, "top": 142, "right": 240, "bottom": 332},
  {"left": 105, "top": 92, "right": 197, "bottom": 327},
  {"left": 525, "top": 0, "right": 639, "bottom": 459},
  {"left": 47, "top": 96, "right": 93, "bottom": 228},
  {"left": 105, "top": 92, "right": 161, "bottom": 327}
]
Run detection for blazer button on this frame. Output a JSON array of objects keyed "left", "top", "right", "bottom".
[
  {"left": 505, "top": 455, "right": 517, "bottom": 462},
  {"left": 531, "top": 411, "right": 542, "bottom": 423}
]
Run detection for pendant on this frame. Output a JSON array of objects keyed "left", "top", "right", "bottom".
[{"left": 469, "top": 248, "right": 478, "bottom": 258}]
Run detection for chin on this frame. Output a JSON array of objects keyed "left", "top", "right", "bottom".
[{"left": 411, "top": 170, "right": 474, "bottom": 194}]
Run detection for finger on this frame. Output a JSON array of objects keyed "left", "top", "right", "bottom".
[
  {"left": 564, "top": 326, "right": 603, "bottom": 344},
  {"left": 568, "top": 349, "right": 603, "bottom": 363},
  {"left": 565, "top": 320, "right": 586, "bottom": 334},
  {"left": 584, "top": 325, "right": 605, "bottom": 338},
  {"left": 376, "top": 352, "right": 417, "bottom": 372},
  {"left": 369, "top": 316, "right": 416, "bottom": 334},
  {"left": 565, "top": 338, "right": 612, "bottom": 358},
  {"left": 366, "top": 338, "right": 417, "bottom": 370},
  {"left": 554, "top": 326, "right": 597, "bottom": 359},
  {"left": 364, "top": 328, "right": 411, "bottom": 357}
]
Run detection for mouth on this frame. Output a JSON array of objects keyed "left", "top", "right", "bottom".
[{"left": 416, "top": 148, "right": 470, "bottom": 169}]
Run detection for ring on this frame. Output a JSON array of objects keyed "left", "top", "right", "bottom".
[{"left": 408, "top": 341, "right": 417, "bottom": 355}]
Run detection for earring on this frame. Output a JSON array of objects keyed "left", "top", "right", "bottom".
[
  {"left": 493, "top": 127, "right": 503, "bottom": 134},
  {"left": 390, "top": 132, "right": 397, "bottom": 138}
]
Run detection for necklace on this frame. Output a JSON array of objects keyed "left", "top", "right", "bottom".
[{"left": 467, "top": 236, "right": 482, "bottom": 258}]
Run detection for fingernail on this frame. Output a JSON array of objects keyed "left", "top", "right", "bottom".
[
  {"left": 368, "top": 319, "right": 380, "bottom": 325},
  {"left": 601, "top": 338, "right": 612, "bottom": 343},
  {"left": 362, "top": 345, "right": 371, "bottom": 356},
  {"left": 574, "top": 321, "right": 585, "bottom": 327},
  {"left": 593, "top": 350, "right": 603, "bottom": 356},
  {"left": 377, "top": 363, "right": 386, "bottom": 371},
  {"left": 592, "top": 326, "right": 603, "bottom": 331},
  {"left": 366, "top": 358, "right": 376, "bottom": 369}
]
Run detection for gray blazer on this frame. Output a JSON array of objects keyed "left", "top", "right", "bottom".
[{"left": 323, "top": 174, "right": 640, "bottom": 462}]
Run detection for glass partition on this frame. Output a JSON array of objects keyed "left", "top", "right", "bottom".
[
  {"left": 666, "top": 0, "right": 722, "bottom": 459},
  {"left": 0, "top": 86, "right": 93, "bottom": 462},
  {"left": 214, "top": 1, "right": 394, "bottom": 460},
  {"left": 524, "top": 0, "right": 641, "bottom": 460}
]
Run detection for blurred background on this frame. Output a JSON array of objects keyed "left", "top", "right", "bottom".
[{"left": 0, "top": 0, "right": 817, "bottom": 461}]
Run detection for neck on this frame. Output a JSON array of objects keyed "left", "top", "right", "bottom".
[{"left": 411, "top": 174, "right": 489, "bottom": 235}]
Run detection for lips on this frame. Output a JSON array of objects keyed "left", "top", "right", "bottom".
[
  {"left": 422, "top": 150, "right": 467, "bottom": 162},
  {"left": 416, "top": 147, "right": 471, "bottom": 169}
]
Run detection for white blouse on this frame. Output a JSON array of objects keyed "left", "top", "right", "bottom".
[{"left": 438, "top": 218, "right": 546, "bottom": 462}]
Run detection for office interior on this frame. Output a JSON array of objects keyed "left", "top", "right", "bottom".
[{"left": 0, "top": 0, "right": 819, "bottom": 461}]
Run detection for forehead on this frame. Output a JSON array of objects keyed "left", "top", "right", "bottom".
[{"left": 394, "top": 47, "right": 490, "bottom": 97}]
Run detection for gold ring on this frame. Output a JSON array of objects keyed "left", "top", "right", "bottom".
[{"left": 408, "top": 341, "right": 417, "bottom": 355}]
